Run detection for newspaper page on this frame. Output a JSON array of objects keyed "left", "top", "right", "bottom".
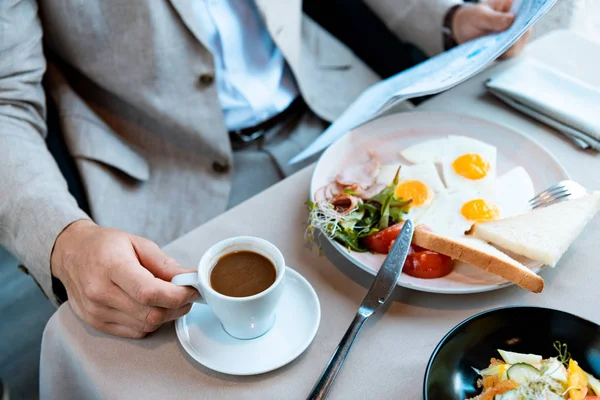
[{"left": 290, "top": 0, "right": 557, "bottom": 164}]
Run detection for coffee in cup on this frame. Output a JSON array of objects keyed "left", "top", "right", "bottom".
[
  {"left": 171, "top": 236, "right": 285, "bottom": 339},
  {"left": 210, "top": 251, "right": 276, "bottom": 297}
]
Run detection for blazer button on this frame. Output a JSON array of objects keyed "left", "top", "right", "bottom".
[
  {"left": 212, "top": 161, "right": 229, "bottom": 173},
  {"left": 199, "top": 72, "right": 215, "bottom": 85}
]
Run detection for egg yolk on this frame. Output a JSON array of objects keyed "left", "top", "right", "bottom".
[
  {"left": 452, "top": 153, "right": 490, "bottom": 180},
  {"left": 461, "top": 199, "right": 500, "bottom": 222},
  {"left": 394, "top": 180, "right": 432, "bottom": 207}
]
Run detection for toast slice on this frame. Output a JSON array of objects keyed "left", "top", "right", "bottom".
[
  {"left": 413, "top": 227, "right": 544, "bottom": 293},
  {"left": 467, "top": 191, "right": 600, "bottom": 267}
]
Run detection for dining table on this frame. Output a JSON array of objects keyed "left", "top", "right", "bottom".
[{"left": 40, "top": 30, "right": 600, "bottom": 400}]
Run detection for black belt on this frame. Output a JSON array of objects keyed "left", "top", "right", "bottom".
[{"left": 228, "top": 97, "right": 304, "bottom": 146}]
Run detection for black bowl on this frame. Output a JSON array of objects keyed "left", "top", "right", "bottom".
[{"left": 423, "top": 306, "right": 600, "bottom": 400}]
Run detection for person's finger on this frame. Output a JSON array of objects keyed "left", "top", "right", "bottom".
[
  {"left": 100, "top": 289, "right": 193, "bottom": 328},
  {"left": 130, "top": 235, "right": 195, "bottom": 280},
  {"left": 88, "top": 302, "right": 157, "bottom": 332},
  {"left": 163, "top": 303, "right": 193, "bottom": 322},
  {"left": 109, "top": 257, "right": 197, "bottom": 309},
  {"left": 81, "top": 308, "right": 147, "bottom": 338},
  {"left": 103, "top": 323, "right": 147, "bottom": 339},
  {"left": 475, "top": 6, "right": 515, "bottom": 32},
  {"left": 106, "top": 305, "right": 191, "bottom": 332},
  {"left": 488, "top": 0, "right": 512, "bottom": 13}
]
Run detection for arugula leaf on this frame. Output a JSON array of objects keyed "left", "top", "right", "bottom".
[
  {"left": 370, "top": 166, "right": 405, "bottom": 229},
  {"left": 389, "top": 206, "right": 408, "bottom": 223},
  {"left": 333, "top": 229, "right": 367, "bottom": 252},
  {"left": 378, "top": 194, "right": 394, "bottom": 229},
  {"left": 339, "top": 208, "right": 365, "bottom": 232},
  {"left": 370, "top": 186, "right": 393, "bottom": 204},
  {"left": 389, "top": 197, "right": 412, "bottom": 223},
  {"left": 357, "top": 203, "right": 379, "bottom": 230}
]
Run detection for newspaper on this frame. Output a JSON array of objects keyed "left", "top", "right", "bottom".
[{"left": 289, "top": 0, "right": 557, "bottom": 164}]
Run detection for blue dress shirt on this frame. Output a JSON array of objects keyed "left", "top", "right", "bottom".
[{"left": 195, "top": 0, "right": 300, "bottom": 131}]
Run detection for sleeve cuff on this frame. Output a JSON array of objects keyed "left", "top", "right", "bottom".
[
  {"left": 15, "top": 203, "right": 90, "bottom": 308},
  {"left": 414, "top": 0, "right": 463, "bottom": 56}
]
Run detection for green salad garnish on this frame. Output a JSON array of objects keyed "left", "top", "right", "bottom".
[
  {"left": 554, "top": 341, "right": 571, "bottom": 366},
  {"left": 306, "top": 167, "right": 411, "bottom": 252}
]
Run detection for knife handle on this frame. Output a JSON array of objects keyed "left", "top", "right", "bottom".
[{"left": 307, "top": 312, "right": 368, "bottom": 400}]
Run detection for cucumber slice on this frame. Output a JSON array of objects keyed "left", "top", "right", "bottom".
[
  {"left": 498, "top": 349, "right": 542, "bottom": 365},
  {"left": 480, "top": 364, "right": 503, "bottom": 377},
  {"left": 507, "top": 363, "right": 541, "bottom": 385}
]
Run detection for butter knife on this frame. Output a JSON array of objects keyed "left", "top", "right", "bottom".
[{"left": 307, "top": 219, "right": 414, "bottom": 400}]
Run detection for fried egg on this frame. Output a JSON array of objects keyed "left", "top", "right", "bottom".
[
  {"left": 400, "top": 135, "right": 497, "bottom": 191},
  {"left": 376, "top": 162, "right": 445, "bottom": 220},
  {"left": 400, "top": 137, "right": 448, "bottom": 164},
  {"left": 417, "top": 166, "right": 534, "bottom": 236},
  {"left": 441, "top": 136, "right": 497, "bottom": 191}
]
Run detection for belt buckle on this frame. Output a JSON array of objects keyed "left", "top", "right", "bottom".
[
  {"left": 230, "top": 128, "right": 266, "bottom": 150},
  {"left": 232, "top": 129, "right": 265, "bottom": 143}
]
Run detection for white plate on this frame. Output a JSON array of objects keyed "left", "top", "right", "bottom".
[
  {"left": 310, "top": 111, "right": 569, "bottom": 294},
  {"left": 175, "top": 267, "right": 320, "bottom": 375}
]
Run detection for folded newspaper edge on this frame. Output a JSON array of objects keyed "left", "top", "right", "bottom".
[{"left": 289, "top": 0, "right": 557, "bottom": 165}]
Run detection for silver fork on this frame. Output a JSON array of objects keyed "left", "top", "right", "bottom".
[{"left": 529, "top": 180, "right": 588, "bottom": 209}]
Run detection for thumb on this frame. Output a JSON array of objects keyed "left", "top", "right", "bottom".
[
  {"left": 130, "top": 235, "right": 193, "bottom": 281},
  {"left": 477, "top": 6, "right": 515, "bottom": 32}
]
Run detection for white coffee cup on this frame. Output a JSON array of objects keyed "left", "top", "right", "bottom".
[{"left": 171, "top": 236, "right": 285, "bottom": 340}]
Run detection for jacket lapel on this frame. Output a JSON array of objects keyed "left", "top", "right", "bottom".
[
  {"left": 168, "top": 0, "right": 302, "bottom": 67},
  {"left": 168, "top": 0, "right": 211, "bottom": 49},
  {"left": 255, "top": 0, "right": 302, "bottom": 68}
]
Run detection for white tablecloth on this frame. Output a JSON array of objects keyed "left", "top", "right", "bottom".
[{"left": 40, "top": 30, "right": 600, "bottom": 400}]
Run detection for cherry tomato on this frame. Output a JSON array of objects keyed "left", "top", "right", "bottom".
[
  {"left": 403, "top": 248, "right": 454, "bottom": 279},
  {"left": 362, "top": 223, "right": 405, "bottom": 254}
]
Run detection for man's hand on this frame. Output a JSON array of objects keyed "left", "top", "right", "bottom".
[
  {"left": 51, "top": 220, "right": 198, "bottom": 338},
  {"left": 452, "top": 0, "right": 532, "bottom": 59}
]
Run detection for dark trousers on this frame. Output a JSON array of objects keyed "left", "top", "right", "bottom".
[{"left": 303, "top": 0, "right": 428, "bottom": 79}]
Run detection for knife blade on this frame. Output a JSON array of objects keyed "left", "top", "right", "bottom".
[
  {"left": 307, "top": 219, "right": 414, "bottom": 400},
  {"left": 359, "top": 219, "right": 414, "bottom": 317}
]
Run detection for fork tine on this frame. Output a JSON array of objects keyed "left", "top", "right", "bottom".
[
  {"left": 538, "top": 195, "right": 572, "bottom": 208},
  {"left": 529, "top": 184, "right": 567, "bottom": 203},
  {"left": 536, "top": 181, "right": 564, "bottom": 195},
  {"left": 531, "top": 192, "right": 572, "bottom": 209},
  {"left": 529, "top": 188, "right": 570, "bottom": 206},
  {"left": 529, "top": 180, "right": 588, "bottom": 210},
  {"left": 529, "top": 191, "right": 569, "bottom": 206}
]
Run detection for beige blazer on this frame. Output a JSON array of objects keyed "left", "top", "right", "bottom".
[{"left": 0, "top": 0, "right": 458, "bottom": 305}]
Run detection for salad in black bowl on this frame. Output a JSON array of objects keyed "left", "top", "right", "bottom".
[{"left": 423, "top": 307, "right": 600, "bottom": 400}]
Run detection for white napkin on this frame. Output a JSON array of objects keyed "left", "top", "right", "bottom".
[{"left": 485, "top": 57, "right": 600, "bottom": 151}]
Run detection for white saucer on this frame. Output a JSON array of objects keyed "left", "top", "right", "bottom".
[{"left": 175, "top": 267, "right": 321, "bottom": 376}]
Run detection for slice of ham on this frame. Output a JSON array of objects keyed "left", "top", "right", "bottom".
[
  {"left": 325, "top": 182, "right": 342, "bottom": 200},
  {"left": 314, "top": 186, "right": 327, "bottom": 204},
  {"left": 314, "top": 182, "right": 343, "bottom": 204},
  {"left": 330, "top": 193, "right": 359, "bottom": 216},
  {"left": 335, "top": 151, "right": 380, "bottom": 189}
]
